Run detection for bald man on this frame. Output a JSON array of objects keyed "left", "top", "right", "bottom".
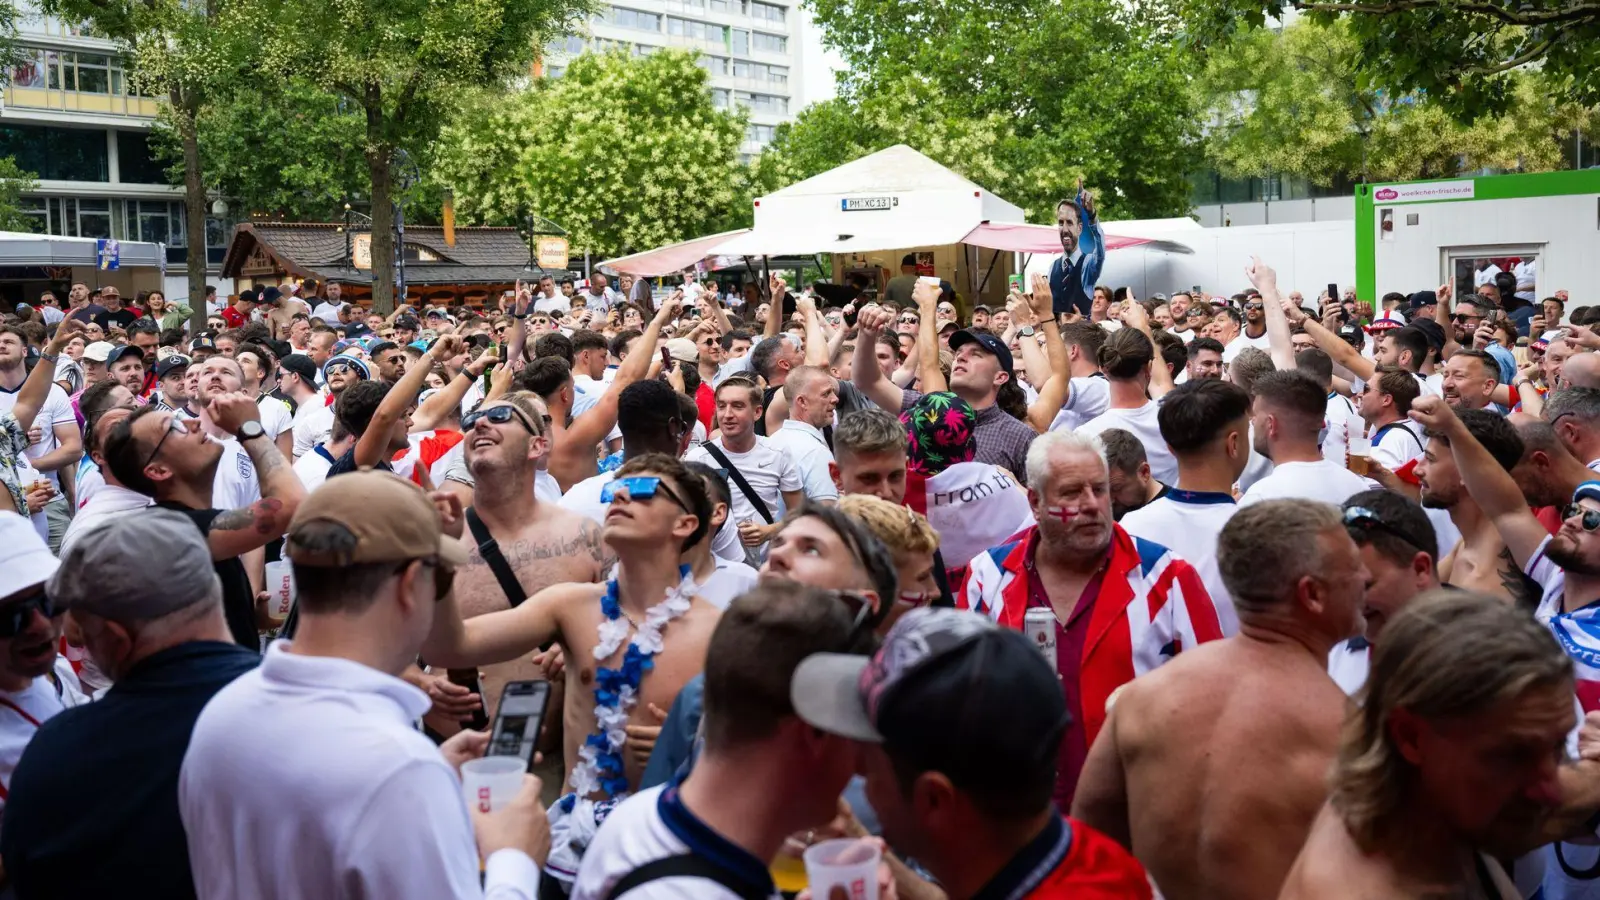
[
  {"left": 1564, "top": 351, "right": 1600, "bottom": 390},
  {"left": 1509, "top": 412, "right": 1596, "bottom": 510}
]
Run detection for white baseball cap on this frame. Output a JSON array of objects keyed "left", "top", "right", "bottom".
[
  {"left": 82, "top": 341, "right": 116, "bottom": 363},
  {"left": 0, "top": 512, "right": 57, "bottom": 599}
]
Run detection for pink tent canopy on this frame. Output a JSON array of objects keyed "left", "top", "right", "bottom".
[
  {"left": 960, "top": 222, "right": 1153, "bottom": 254},
  {"left": 600, "top": 229, "right": 752, "bottom": 277}
]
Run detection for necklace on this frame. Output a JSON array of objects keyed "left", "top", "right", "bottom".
[{"left": 562, "top": 564, "right": 696, "bottom": 806}]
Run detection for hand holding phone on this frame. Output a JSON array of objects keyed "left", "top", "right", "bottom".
[{"left": 488, "top": 680, "right": 552, "bottom": 770}]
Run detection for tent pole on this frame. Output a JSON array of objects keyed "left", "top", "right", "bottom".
[
  {"left": 762, "top": 255, "right": 771, "bottom": 300},
  {"left": 976, "top": 248, "right": 1001, "bottom": 294}
]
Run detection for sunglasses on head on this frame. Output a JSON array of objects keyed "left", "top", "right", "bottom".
[
  {"left": 1342, "top": 506, "right": 1422, "bottom": 551},
  {"left": 0, "top": 589, "right": 53, "bottom": 639},
  {"left": 1564, "top": 504, "right": 1600, "bottom": 533},
  {"left": 601, "top": 475, "right": 691, "bottom": 513},
  {"left": 463, "top": 403, "right": 539, "bottom": 435}
]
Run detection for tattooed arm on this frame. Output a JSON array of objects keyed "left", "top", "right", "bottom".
[{"left": 204, "top": 403, "right": 306, "bottom": 560}]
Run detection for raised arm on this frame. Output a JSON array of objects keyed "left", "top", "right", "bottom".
[
  {"left": 850, "top": 305, "right": 906, "bottom": 413},
  {"left": 1434, "top": 279, "right": 1463, "bottom": 359},
  {"left": 701, "top": 286, "right": 733, "bottom": 337},
  {"left": 421, "top": 579, "right": 574, "bottom": 669},
  {"left": 201, "top": 392, "right": 307, "bottom": 561},
  {"left": 355, "top": 335, "right": 459, "bottom": 468},
  {"left": 1283, "top": 302, "right": 1375, "bottom": 382},
  {"left": 559, "top": 292, "right": 683, "bottom": 458},
  {"left": 1411, "top": 395, "right": 1548, "bottom": 568},
  {"left": 913, "top": 280, "right": 947, "bottom": 394},
  {"left": 11, "top": 320, "right": 82, "bottom": 433},
  {"left": 412, "top": 345, "right": 497, "bottom": 432},
  {"left": 1247, "top": 257, "right": 1297, "bottom": 372},
  {"left": 1025, "top": 273, "right": 1071, "bottom": 433},
  {"left": 1120, "top": 298, "right": 1173, "bottom": 399},
  {"left": 797, "top": 293, "right": 829, "bottom": 368},
  {"left": 764, "top": 274, "right": 784, "bottom": 340},
  {"left": 503, "top": 283, "right": 532, "bottom": 370}
]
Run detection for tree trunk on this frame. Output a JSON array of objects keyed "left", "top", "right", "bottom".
[
  {"left": 365, "top": 94, "right": 396, "bottom": 315},
  {"left": 176, "top": 89, "right": 209, "bottom": 335}
]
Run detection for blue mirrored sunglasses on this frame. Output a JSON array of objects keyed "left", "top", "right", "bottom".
[{"left": 600, "top": 476, "right": 690, "bottom": 514}]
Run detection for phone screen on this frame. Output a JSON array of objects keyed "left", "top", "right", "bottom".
[
  {"left": 489, "top": 680, "right": 552, "bottom": 769},
  {"left": 1113, "top": 286, "right": 1129, "bottom": 303},
  {"left": 1008, "top": 274, "right": 1023, "bottom": 292}
]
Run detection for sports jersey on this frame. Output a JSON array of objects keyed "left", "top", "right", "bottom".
[
  {"left": 1120, "top": 489, "right": 1239, "bottom": 635},
  {"left": 967, "top": 815, "right": 1152, "bottom": 900},
  {"left": 0, "top": 659, "right": 87, "bottom": 812},
  {"left": 0, "top": 384, "right": 75, "bottom": 490},
  {"left": 1240, "top": 460, "right": 1371, "bottom": 507}
]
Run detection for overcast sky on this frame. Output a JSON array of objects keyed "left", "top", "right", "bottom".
[{"left": 797, "top": 8, "right": 844, "bottom": 110}]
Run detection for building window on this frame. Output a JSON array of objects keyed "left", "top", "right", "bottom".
[
  {"left": 751, "top": 31, "right": 786, "bottom": 53},
  {"left": 701, "top": 55, "right": 729, "bottom": 75},
  {"left": 731, "top": 28, "right": 749, "bottom": 54},
  {"left": 0, "top": 123, "right": 109, "bottom": 181},
  {"left": 10, "top": 49, "right": 45, "bottom": 88},
  {"left": 117, "top": 131, "right": 166, "bottom": 184},
  {"left": 16, "top": 198, "right": 46, "bottom": 234},
  {"left": 712, "top": 88, "right": 730, "bottom": 108},
  {"left": 709, "top": 0, "right": 729, "bottom": 11},
  {"left": 606, "top": 6, "right": 662, "bottom": 32},
  {"left": 750, "top": 1, "right": 785, "bottom": 22},
  {"left": 668, "top": 17, "right": 727, "bottom": 42},
  {"left": 746, "top": 124, "right": 775, "bottom": 144}
]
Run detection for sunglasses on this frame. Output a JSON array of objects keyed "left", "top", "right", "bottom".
[
  {"left": 1343, "top": 506, "right": 1422, "bottom": 551},
  {"left": 0, "top": 589, "right": 54, "bottom": 639},
  {"left": 830, "top": 589, "right": 876, "bottom": 643},
  {"left": 898, "top": 316, "right": 920, "bottom": 324},
  {"left": 1450, "top": 314, "right": 1483, "bottom": 323},
  {"left": 462, "top": 404, "right": 539, "bottom": 435},
  {"left": 325, "top": 361, "right": 362, "bottom": 377},
  {"left": 600, "top": 475, "right": 691, "bottom": 514},
  {"left": 1245, "top": 303, "right": 1263, "bottom": 310},
  {"left": 145, "top": 415, "right": 190, "bottom": 471},
  {"left": 1563, "top": 504, "right": 1600, "bottom": 533},
  {"left": 494, "top": 325, "right": 508, "bottom": 335}
]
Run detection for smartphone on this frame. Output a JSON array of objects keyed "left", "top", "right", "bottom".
[
  {"left": 1008, "top": 273, "right": 1023, "bottom": 293},
  {"left": 1326, "top": 283, "right": 1339, "bottom": 303},
  {"left": 659, "top": 346, "right": 673, "bottom": 375},
  {"left": 1192, "top": 284, "right": 1202, "bottom": 296},
  {"left": 1113, "top": 286, "right": 1129, "bottom": 303},
  {"left": 447, "top": 668, "right": 490, "bottom": 731},
  {"left": 488, "top": 680, "right": 552, "bottom": 770},
  {"left": 1485, "top": 309, "right": 1501, "bottom": 326}
]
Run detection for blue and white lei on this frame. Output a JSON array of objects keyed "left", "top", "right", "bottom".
[{"left": 562, "top": 564, "right": 696, "bottom": 807}]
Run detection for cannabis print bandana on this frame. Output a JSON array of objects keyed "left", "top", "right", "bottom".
[{"left": 900, "top": 391, "right": 977, "bottom": 476}]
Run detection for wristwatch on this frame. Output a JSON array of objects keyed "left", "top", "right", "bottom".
[
  {"left": 1018, "top": 326, "right": 1036, "bottom": 337},
  {"left": 236, "top": 420, "right": 266, "bottom": 442}
]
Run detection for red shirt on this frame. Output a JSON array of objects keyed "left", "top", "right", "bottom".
[
  {"left": 220, "top": 305, "right": 248, "bottom": 329},
  {"left": 693, "top": 382, "right": 715, "bottom": 431},
  {"left": 972, "top": 815, "right": 1152, "bottom": 900},
  {"left": 1025, "top": 549, "right": 1105, "bottom": 813}
]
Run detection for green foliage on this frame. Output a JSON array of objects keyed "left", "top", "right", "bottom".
[
  {"left": 1177, "top": 0, "right": 1600, "bottom": 113},
  {"left": 0, "top": 158, "right": 39, "bottom": 232},
  {"left": 432, "top": 49, "right": 748, "bottom": 257},
  {"left": 783, "top": 0, "right": 1200, "bottom": 222},
  {"left": 1193, "top": 21, "right": 1598, "bottom": 184},
  {"left": 150, "top": 80, "right": 367, "bottom": 222}
]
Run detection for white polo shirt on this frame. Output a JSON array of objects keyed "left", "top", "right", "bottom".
[
  {"left": 292, "top": 400, "right": 334, "bottom": 460},
  {"left": 1240, "top": 459, "right": 1371, "bottom": 507},
  {"left": 179, "top": 642, "right": 539, "bottom": 899},
  {"left": 764, "top": 420, "right": 838, "bottom": 503},
  {"left": 1120, "top": 488, "right": 1239, "bottom": 636}
]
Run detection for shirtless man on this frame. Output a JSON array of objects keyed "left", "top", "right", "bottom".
[
  {"left": 1416, "top": 406, "right": 1537, "bottom": 604},
  {"left": 421, "top": 452, "right": 722, "bottom": 889},
  {"left": 1282, "top": 591, "right": 1595, "bottom": 899},
  {"left": 260, "top": 285, "right": 310, "bottom": 341},
  {"left": 442, "top": 391, "right": 605, "bottom": 717},
  {"left": 1072, "top": 499, "right": 1366, "bottom": 900}
]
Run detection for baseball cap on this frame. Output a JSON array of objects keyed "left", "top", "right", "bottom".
[
  {"left": 104, "top": 344, "right": 144, "bottom": 367},
  {"left": 82, "top": 341, "right": 116, "bottom": 363},
  {"left": 1574, "top": 481, "right": 1600, "bottom": 508},
  {"left": 342, "top": 322, "right": 372, "bottom": 339},
  {"left": 286, "top": 470, "right": 468, "bottom": 568},
  {"left": 260, "top": 286, "right": 282, "bottom": 306},
  {"left": 280, "top": 353, "right": 318, "bottom": 384},
  {"left": 0, "top": 511, "right": 57, "bottom": 599},
  {"left": 155, "top": 354, "right": 191, "bottom": 379},
  {"left": 188, "top": 335, "right": 217, "bottom": 353},
  {"left": 792, "top": 608, "right": 1068, "bottom": 785},
  {"left": 1366, "top": 310, "right": 1407, "bottom": 333},
  {"left": 393, "top": 315, "right": 420, "bottom": 331},
  {"left": 1411, "top": 318, "right": 1447, "bottom": 352},
  {"left": 50, "top": 511, "right": 217, "bottom": 621},
  {"left": 948, "top": 329, "right": 1014, "bottom": 375},
  {"left": 1407, "top": 290, "right": 1438, "bottom": 312},
  {"left": 664, "top": 337, "right": 699, "bottom": 364}
]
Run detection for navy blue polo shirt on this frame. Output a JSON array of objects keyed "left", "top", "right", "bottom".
[{"left": 0, "top": 641, "right": 259, "bottom": 899}]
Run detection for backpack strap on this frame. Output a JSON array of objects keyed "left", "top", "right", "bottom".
[
  {"left": 465, "top": 506, "right": 528, "bottom": 608},
  {"left": 702, "top": 443, "right": 774, "bottom": 525},
  {"left": 605, "top": 854, "right": 770, "bottom": 900}
]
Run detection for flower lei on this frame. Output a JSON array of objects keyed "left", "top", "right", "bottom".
[{"left": 561, "top": 564, "right": 696, "bottom": 809}]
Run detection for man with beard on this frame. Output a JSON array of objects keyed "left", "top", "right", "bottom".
[
  {"left": 1509, "top": 413, "right": 1598, "bottom": 515},
  {"left": 1073, "top": 501, "right": 1366, "bottom": 900},
  {"left": 1101, "top": 428, "right": 1166, "bottom": 520},
  {"left": 1328, "top": 491, "right": 1441, "bottom": 695},
  {"left": 1281, "top": 592, "right": 1587, "bottom": 899},
  {"left": 1414, "top": 407, "right": 1533, "bottom": 604},
  {"left": 446, "top": 392, "right": 605, "bottom": 712},
  {"left": 1222, "top": 295, "right": 1271, "bottom": 364},
  {"left": 421, "top": 453, "right": 721, "bottom": 891},
  {"left": 962, "top": 430, "right": 1223, "bottom": 810},
  {"left": 1241, "top": 371, "right": 1371, "bottom": 507},
  {"left": 1184, "top": 337, "right": 1224, "bottom": 382},
  {"left": 1441, "top": 348, "right": 1501, "bottom": 410},
  {"left": 368, "top": 341, "right": 409, "bottom": 382},
  {"left": 106, "top": 345, "right": 146, "bottom": 398},
  {"left": 1048, "top": 192, "right": 1105, "bottom": 318}
]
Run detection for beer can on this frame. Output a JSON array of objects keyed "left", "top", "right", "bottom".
[{"left": 1024, "top": 607, "right": 1057, "bottom": 660}]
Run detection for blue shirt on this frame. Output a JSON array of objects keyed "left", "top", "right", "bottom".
[
  {"left": 1486, "top": 342, "right": 1517, "bottom": 385},
  {"left": 1, "top": 641, "right": 259, "bottom": 899}
]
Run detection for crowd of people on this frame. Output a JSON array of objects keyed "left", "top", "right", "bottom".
[{"left": 2, "top": 248, "right": 1600, "bottom": 900}]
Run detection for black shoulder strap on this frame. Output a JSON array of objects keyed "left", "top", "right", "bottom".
[
  {"left": 465, "top": 506, "right": 528, "bottom": 607},
  {"left": 605, "top": 854, "right": 769, "bottom": 900},
  {"left": 1372, "top": 420, "right": 1422, "bottom": 451},
  {"left": 701, "top": 443, "right": 774, "bottom": 524}
]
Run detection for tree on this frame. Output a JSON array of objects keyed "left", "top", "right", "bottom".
[
  {"left": 1193, "top": 21, "right": 1598, "bottom": 184},
  {"left": 233, "top": 0, "right": 593, "bottom": 313},
  {"left": 42, "top": 0, "right": 235, "bottom": 332},
  {"left": 1178, "top": 0, "right": 1600, "bottom": 112},
  {"left": 0, "top": 158, "right": 40, "bottom": 232},
  {"left": 790, "top": 0, "right": 1199, "bottom": 222},
  {"left": 432, "top": 50, "right": 748, "bottom": 260},
  {"left": 151, "top": 78, "right": 367, "bottom": 223}
]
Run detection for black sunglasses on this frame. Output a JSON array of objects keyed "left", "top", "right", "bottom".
[
  {"left": 463, "top": 404, "right": 539, "bottom": 436},
  {"left": 0, "top": 589, "right": 53, "bottom": 639},
  {"left": 394, "top": 556, "right": 454, "bottom": 600},
  {"left": 830, "top": 589, "right": 876, "bottom": 643},
  {"left": 1563, "top": 504, "right": 1600, "bottom": 533},
  {"left": 1343, "top": 506, "right": 1422, "bottom": 551}
]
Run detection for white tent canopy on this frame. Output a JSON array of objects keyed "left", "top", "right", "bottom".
[{"left": 601, "top": 145, "right": 1030, "bottom": 275}]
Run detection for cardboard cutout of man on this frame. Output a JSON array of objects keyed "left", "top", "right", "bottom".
[{"left": 1049, "top": 187, "right": 1105, "bottom": 317}]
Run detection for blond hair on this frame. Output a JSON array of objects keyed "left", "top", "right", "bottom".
[
  {"left": 1331, "top": 590, "right": 1571, "bottom": 849},
  {"left": 836, "top": 494, "right": 938, "bottom": 557}
]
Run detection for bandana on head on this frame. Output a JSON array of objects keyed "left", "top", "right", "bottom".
[{"left": 900, "top": 391, "right": 976, "bottom": 476}]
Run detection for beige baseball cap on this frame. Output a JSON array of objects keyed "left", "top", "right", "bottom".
[
  {"left": 286, "top": 471, "right": 468, "bottom": 568},
  {"left": 82, "top": 341, "right": 116, "bottom": 363}
]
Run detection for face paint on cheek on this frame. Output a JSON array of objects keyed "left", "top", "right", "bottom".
[{"left": 1046, "top": 506, "right": 1084, "bottom": 522}]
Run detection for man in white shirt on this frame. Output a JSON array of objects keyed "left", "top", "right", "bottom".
[
  {"left": 1047, "top": 322, "right": 1110, "bottom": 432},
  {"left": 573, "top": 582, "right": 868, "bottom": 900},
  {"left": 1360, "top": 367, "right": 1426, "bottom": 479},
  {"left": 1514, "top": 257, "right": 1537, "bottom": 304},
  {"left": 1241, "top": 371, "right": 1369, "bottom": 507},
  {"left": 292, "top": 419, "right": 352, "bottom": 492},
  {"left": 1474, "top": 261, "right": 1503, "bottom": 288},
  {"left": 279, "top": 354, "right": 328, "bottom": 460},
  {"left": 685, "top": 378, "right": 803, "bottom": 565},
  {"left": 0, "top": 513, "right": 86, "bottom": 823},
  {"left": 579, "top": 275, "right": 619, "bottom": 314},
  {"left": 234, "top": 342, "right": 294, "bottom": 460},
  {"left": 1121, "top": 379, "right": 1252, "bottom": 635},
  {"left": 681, "top": 462, "right": 760, "bottom": 609},
  {"left": 59, "top": 406, "right": 151, "bottom": 557},
  {"left": 532, "top": 275, "right": 567, "bottom": 315},
  {"left": 179, "top": 471, "right": 549, "bottom": 899},
  {"left": 764, "top": 366, "right": 840, "bottom": 505},
  {"left": 1222, "top": 298, "right": 1271, "bottom": 364},
  {"left": 309, "top": 282, "right": 348, "bottom": 324},
  {"left": 0, "top": 326, "right": 82, "bottom": 546}
]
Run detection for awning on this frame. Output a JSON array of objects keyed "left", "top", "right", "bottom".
[
  {"left": 599, "top": 229, "right": 752, "bottom": 277},
  {"left": 0, "top": 231, "right": 164, "bottom": 268},
  {"left": 961, "top": 222, "right": 1193, "bottom": 255}
]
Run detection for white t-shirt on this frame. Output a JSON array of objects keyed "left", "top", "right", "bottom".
[
  {"left": 1367, "top": 420, "right": 1425, "bottom": 477},
  {"left": 1048, "top": 376, "right": 1111, "bottom": 433},
  {"left": 1075, "top": 401, "right": 1177, "bottom": 485},
  {"left": 1222, "top": 330, "right": 1271, "bottom": 364},
  {"left": 558, "top": 471, "right": 616, "bottom": 527},
  {"left": 256, "top": 395, "right": 293, "bottom": 440},
  {"left": 765, "top": 421, "right": 838, "bottom": 503},
  {"left": 0, "top": 658, "right": 87, "bottom": 815},
  {"left": 212, "top": 438, "right": 262, "bottom": 511},
  {"left": 1240, "top": 460, "right": 1371, "bottom": 507},
  {"left": 685, "top": 436, "right": 802, "bottom": 526},
  {"left": 572, "top": 784, "right": 780, "bottom": 900},
  {"left": 309, "top": 301, "right": 347, "bottom": 323},
  {"left": 1119, "top": 489, "right": 1239, "bottom": 635},
  {"left": 696, "top": 557, "right": 760, "bottom": 610},
  {"left": 533, "top": 293, "right": 568, "bottom": 314},
  {"left": 0, "top": 383, "right": 75, "bottom": 490},
  {"left": 1327, "top": 639, "right": 1370, "bottom": 696},
  {"left": 293, "top": 445, "right": 337, "bottom": 492},
  {"left": 292, "top": 400, "right": 334, "bottom": 460},
  {"left": 1322, "top": 393, "right": 1357, "bottom": 465}
]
